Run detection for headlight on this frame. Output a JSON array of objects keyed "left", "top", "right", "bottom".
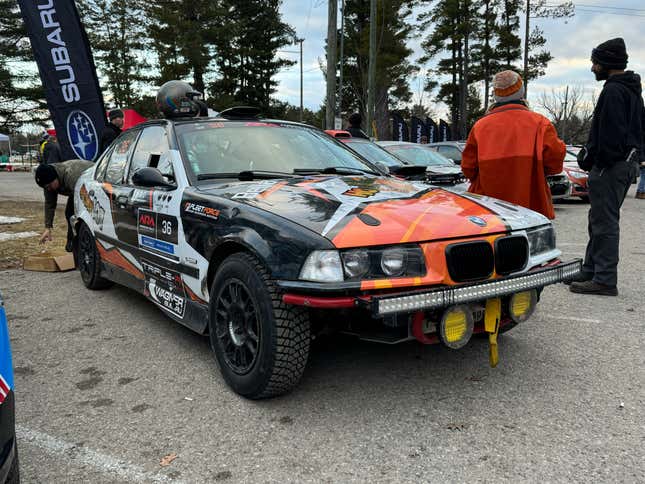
[
  {"left": 526, "top": 226, "right": 556, "bottom": 255},
  {"left": 381, "top": 248, "right": 408, "bottom": 276},
  {"left": 299, "top": 250, "right": 344, "bottom": 282},
  {"left": 341, "top": 249, "right": 369, "bottom": 279}
]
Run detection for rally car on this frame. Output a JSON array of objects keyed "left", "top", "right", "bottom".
[
  {"left": 0, "top": 291, "right": 19, "bottom": 483},
  {"left": 73, "top": 111, "right": 581, "bottom": 399}
]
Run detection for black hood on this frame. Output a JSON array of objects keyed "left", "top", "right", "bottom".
[{"left": 606, "top": 71, "right": 642, "bottom": 96}]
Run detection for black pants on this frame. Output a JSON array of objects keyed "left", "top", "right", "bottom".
[
  {"left": 65, "top": 195, "right": 74, "bottom": 248},
  {"left": 582, "top": 161, "right": 637, "bottom": 286}
]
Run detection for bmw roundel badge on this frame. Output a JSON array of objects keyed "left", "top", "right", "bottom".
[
  {"left": 468, "top": 216, "right": 487, "bottom": 227},
  {"left": 66, "top": 110, "right": 99, "bottom": 161}
]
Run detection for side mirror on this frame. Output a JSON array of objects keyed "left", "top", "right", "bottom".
[{"left": 132, "top": 167, "right": 175, "bottom": 188}]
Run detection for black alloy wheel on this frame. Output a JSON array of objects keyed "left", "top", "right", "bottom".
[
  {"left": 209, "top": 253, "right": 310, "bottom": 399},
  {"left": 77, "top": 223, "right": 112, "bottom": 290},
  {"left": 213, "top": 279, "right": 260, "bottom": 374}
]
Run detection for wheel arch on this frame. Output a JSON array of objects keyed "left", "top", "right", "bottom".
[{"left": 206, "top": 239, "right": 265, "bottom": 293}]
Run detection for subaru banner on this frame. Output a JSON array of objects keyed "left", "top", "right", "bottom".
[
  {"left": 426, "top": 118, "right": 439, "bottom": 144},
  {"left": 410, "top": 116, "right": 428, "bottom": 144},
  {"left": 391, "top": 113, "right": 409, "bottom": 142},
  {"left": 18, "top": 0, "right": 106, "bottom": 161},
  {"left": 439, "top": 119, "right": 452, "bottom": 142}
]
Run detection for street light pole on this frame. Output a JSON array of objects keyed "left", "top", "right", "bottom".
[
  {"left": 338, "top": 0, "right": 345, "bottom": 125},
  {"left": 366, "top": 0, "right": 377, "bottom": 138},
  {"left": 299, "top": 38, "right": 304, "bottom": 122},
  {"left": 325, "top": 0, "right": 337, "bottom": 129}
]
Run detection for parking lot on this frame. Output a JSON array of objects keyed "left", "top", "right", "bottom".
[{"left": 1, "top": 175, "right": 644, "bottom": 482}]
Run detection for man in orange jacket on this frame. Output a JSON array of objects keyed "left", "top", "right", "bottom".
[{"left": 461, "top": 70, "right": 565, "bottom": 219}]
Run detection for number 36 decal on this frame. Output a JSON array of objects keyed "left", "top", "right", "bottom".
[{"left": 138, "top": 208, "right": 178, "bottom": 245}]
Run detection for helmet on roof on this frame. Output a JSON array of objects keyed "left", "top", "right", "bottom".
[{"left": 156, "top": 80, "right": 203, "bottom": 119}]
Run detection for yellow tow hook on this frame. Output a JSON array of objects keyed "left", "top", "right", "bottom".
[{"left": 484, "top": 297, "right": 502, "bottom": 368}]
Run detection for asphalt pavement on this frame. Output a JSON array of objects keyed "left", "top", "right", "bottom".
[
  {"left": 1, "top": 184, "right": 643, "bottom": 483},
  {"left": 0, "top": 171, "right": 40, "bottom": 202}
]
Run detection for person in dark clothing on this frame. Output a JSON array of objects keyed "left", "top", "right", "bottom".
[
  {"left": 569, "top": 38, "right": 642, "bottom": 296},
  {"left": 42, "top": 134, "right": 63, "bottom": 164},
  {"left": 346, "top": 112, "right": 369, "bottom": 139},
  {"left": 34, "top": 159, "right": 94, "bottom": 252},
  {"left": 98, "top": 109, "right": 124, "bottom": 156}
]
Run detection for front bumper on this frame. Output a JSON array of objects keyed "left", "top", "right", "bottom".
[{"left": 282, "top": 259, "right": 581, "bottom": 317}]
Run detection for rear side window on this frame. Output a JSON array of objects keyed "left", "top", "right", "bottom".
[
  {"left": 103, "top": 130, "right": 139, "bottom": 185},
  {"left": 438, "top": 146, "right": 462, "bottom": 161},
  {"left": 128, "top": 126, "right": 170, "bottom": 183}
]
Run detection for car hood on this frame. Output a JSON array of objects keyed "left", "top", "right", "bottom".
[
  {"left": 197, "top": 175, "right": 548, "bottom": 248},
  {"left": 426, "top": 164, "right": 462, "bottom": 176}
]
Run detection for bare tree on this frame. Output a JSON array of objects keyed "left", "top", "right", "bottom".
[{"left": 538, "top": 85, "right": 595, "bottom": 145}]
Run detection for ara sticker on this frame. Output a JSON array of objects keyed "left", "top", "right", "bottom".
[{"left": 138, "top": 208, "right": 178, "bottom": 256}]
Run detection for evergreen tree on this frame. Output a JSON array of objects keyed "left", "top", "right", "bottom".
[
  {"left": 496, "top": 0, "right": 523, "bottom": 70},
  {"left": 340, "top": 0, "right": 418, "bottom": 139},
  {"left": 0, "top": 0, "right": 46, "bottom": 130},
  {"left": 210, "top": 0, "right": 295, "bottom": 110},
  {"left": 77, "top": 0, "right": 150, "bottom": 107}
]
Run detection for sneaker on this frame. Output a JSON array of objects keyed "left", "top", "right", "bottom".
[
  {"left": 563, "top": 271, "right": 593, "bottom": 286},
  {"left": 569, "top": 280, "right": 618, "bottom": 296},
  {"left": 636, "top": 192, "right": 645, "bottom": 199}
]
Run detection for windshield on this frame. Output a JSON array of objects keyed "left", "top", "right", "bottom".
[
  {"left": 564, "top": 151, "right": 578, "bottom": 161},
  {"left": 345, "top": 140, "right": 405, "bottom": 167},
  {"left": 382, "top": 145, "right": 454, "bottom": 167},
  {"left": 175, "top": 122, "right": 376, "bottom": 178}
]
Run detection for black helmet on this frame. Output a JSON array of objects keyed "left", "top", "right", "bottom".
[{"left": 156, "top": 80, "right": 203, "bottom": 118}]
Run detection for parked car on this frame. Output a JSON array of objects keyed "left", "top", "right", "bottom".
[
  {"left": 377, "top": 141, "right": 466, "bottom": 186},
  {"left": 563, "top": 149, "right": 588, "bottom": 201},
  {"left": 0, "top": 290, "right": 19, "bottom": 483},
  {"left": 324, "top": 131, "right": 427, "bottom": 181},
  {"left": 73, "top": 110, "right": 580, "bottom": 399},
  {"left": 427, "top": 141, "right": 466, "bottom": 164}
]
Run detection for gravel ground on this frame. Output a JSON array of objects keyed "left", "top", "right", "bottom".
[{"left": 1, "top": 185, "right": 643, "bottom": 483}]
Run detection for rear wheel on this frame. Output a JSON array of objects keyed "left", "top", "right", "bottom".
[
  {"left": 77, "top": 223, "right": 112, "bottom": 290},
  {"left": 208, "top": 253, "right": 310, "bottom": 399}
]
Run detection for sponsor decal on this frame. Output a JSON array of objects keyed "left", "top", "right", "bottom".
[
  {"left": 79, "top": 184, "right": 93, "bottom": 211},
  {"left": 142, "top": 259, "right": 186, "bottom": 318},
  {"left": 184, "top": 202, "right": 220, "bottom": 220},
  {"left": 469, "top": 216, "right": 487, "bottom": 227},
  {"left": 66, "top": 110, "right": 98, "bottom": 160},
  {"left": 343, "top": 187, "right": 379, "bottom": 198},
  {"left": 137, "top": 209, "right": 178, "bottom": 256},
  {"left": 0, "top": 374, "right": 9, "bottom": 404},
  {"left": 232, "top": 180, "right": 278, "bottom": 199}
]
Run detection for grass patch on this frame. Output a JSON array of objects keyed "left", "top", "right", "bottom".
[{"left": 0, "top": 200, "right": 68, "bottom": 269}]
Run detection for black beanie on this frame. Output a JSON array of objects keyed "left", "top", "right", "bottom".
[
  {"left": 108, "top": 108, "right": 124, "bottom": 120},
  {"left": 591, "top": 38, "right": 628, "bottom": 70},
  {"left": 35, "top": 163, "right": 58, "bottom": 188}
]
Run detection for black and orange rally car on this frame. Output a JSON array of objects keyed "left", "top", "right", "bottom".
[{"left": 73, "top": 110, "right": 581, "bottom": 399}]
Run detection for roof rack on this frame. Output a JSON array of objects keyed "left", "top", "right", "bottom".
[{"left": 219, "top": 106, "right": 262, "bottom": 119}]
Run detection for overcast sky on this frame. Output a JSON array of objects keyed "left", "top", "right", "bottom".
[{"left": 274, "top": 1, "right": 645, "bottom": 116}]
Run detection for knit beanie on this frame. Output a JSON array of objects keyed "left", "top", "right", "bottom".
[
  {"left": 35, "top": 163, "right": 58, "bottom": 187},
  {"left": 492, "top": 70, "right": 525, "bottom": 103},
  {"left": 591, "top": 38, "right": 628, "bottom": 70}
]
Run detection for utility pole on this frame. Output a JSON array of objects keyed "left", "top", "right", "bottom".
[
  {"left": 524, "top": 0, "right": 530, "bottom": 97},
  {"left": 337, "top": 0, "right": 345, "bottom": 126},
  {"left": 299, "top": 38, "right": 304, "bottom": 122},
  {"left": 460, "top": 0, "right": 470, "bottom": 140},
  {"left": 561, "top": 85, "right": 569, "bottom": 143},
  {"left": 325, "top": 0, "right": 337, "bottom": 129},
  {"left": 366, "top": 0, "right": 377, "bottom": 138}
]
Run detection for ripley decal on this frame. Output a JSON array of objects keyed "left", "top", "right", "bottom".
[
  {"left": 184, "top": 202, "right": 220, "bottom": 220},
  {"left": 142, "top": 259, "right": 186, "bottom": 318}
]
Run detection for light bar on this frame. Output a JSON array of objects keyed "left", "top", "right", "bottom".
[{"left": 374, "top": 260, "right": 581, "bottom": 316}]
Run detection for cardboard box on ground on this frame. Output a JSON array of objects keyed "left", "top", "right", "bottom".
[{"left": 23, "top": 250, "right": 75, "bottom": 272}]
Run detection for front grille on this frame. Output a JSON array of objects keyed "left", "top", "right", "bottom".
[
  {"left": 446, "top": 241, "right": 494, "bottom": 282},
  {"left": 495, "top": 236, "right": 529, "bottom": 275}
]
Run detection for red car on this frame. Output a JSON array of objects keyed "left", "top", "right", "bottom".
[{"left": 563, "top": 147, "right": 589, "bottom": 201}]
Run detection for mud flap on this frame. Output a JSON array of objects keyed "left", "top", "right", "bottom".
[{"left": 484, "top": 298, "right": 501, "bottom": 367}]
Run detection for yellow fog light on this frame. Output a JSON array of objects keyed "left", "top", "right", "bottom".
[
  {"left": 509, "top": 290, "right": 537, "bottom": 323},
  {"left": 439, "top": 305, "right": 473, "bottom": 349}
]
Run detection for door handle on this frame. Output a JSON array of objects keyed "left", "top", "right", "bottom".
[{"left": 116, "top": 195, "right": 129, "bottom": 206}]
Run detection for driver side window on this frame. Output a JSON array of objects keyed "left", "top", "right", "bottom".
[
  {"left": 128, "top": 126, "right": 171, "bottom": 184},
  {"left": 102, "top": 130, "right": 139, "bottom": 185}
]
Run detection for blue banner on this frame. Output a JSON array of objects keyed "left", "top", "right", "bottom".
[
  {"left": 17, "top": 0, "right": 106, "bottom": 161},
  {"left": 410, "top": 116, "right": 428, "bottom": 143}
]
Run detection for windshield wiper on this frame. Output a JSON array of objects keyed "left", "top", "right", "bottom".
[
  {"left": 197, "top": 170, "right": 299, "bottom": 181},
  {"left": 293, "top": 166, "right": 376, "bottom": 176}
]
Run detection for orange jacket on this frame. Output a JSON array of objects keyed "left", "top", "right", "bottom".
[{"left": 461, "top": 104, "right": 565, "bottom": 219}]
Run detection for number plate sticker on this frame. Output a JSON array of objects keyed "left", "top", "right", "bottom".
[{"left": 137, "top": 208, "right": 178, "bottom": 255}]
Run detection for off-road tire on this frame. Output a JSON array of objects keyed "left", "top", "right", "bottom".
[
  {"left": 77, "top": 223, "right": 112, "bottom": 290},
  {"left": 209, "top": 253, "right": 310, "bottom": 399},
  {"left": 6, "top": 446, "right": 19, "bottom": 484}
]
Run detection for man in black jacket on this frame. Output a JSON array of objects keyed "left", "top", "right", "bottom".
[
  {"left": 42, "top": 134, "right": 63, "bottom": 164},
  {"left": 569, "top": 38, "right": 642, "bottom": 296},
  {"left": 346, "top": 113, "right": 369, "bottom": 139},
  {"left": 98, "top": 109, "right": 124, "bottom": 156}
]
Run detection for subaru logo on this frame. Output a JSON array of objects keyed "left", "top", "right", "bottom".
[
  {"left": 66, "top": 110, "right": 98, "bottom": 161},
  {"left": 469, "top": 216, "right": 487, "bottom": 227}
]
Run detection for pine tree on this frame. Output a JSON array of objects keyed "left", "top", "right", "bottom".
[
  {"left": 0, "top": 0, "right": 47, "bottom": 130},
  {"left": 340, "top": 0, "right": 418, "bottom": 139},
  {"left": 77, "top": 0, "right": 150, "bottom": 107},
  {"left": 210, "top": 0, "right": 295, "bottom": 110}
]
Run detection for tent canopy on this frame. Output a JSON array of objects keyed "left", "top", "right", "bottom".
[{"left": 0, "top": 133, "right": 9, "bottom": 141}]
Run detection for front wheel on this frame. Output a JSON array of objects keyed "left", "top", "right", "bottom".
[
  {"left": 208, "top": 253, "right": 310, "bottom": 399},
  {"left": 77, "top": 223, "right": 112, "bottom": 290}
]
